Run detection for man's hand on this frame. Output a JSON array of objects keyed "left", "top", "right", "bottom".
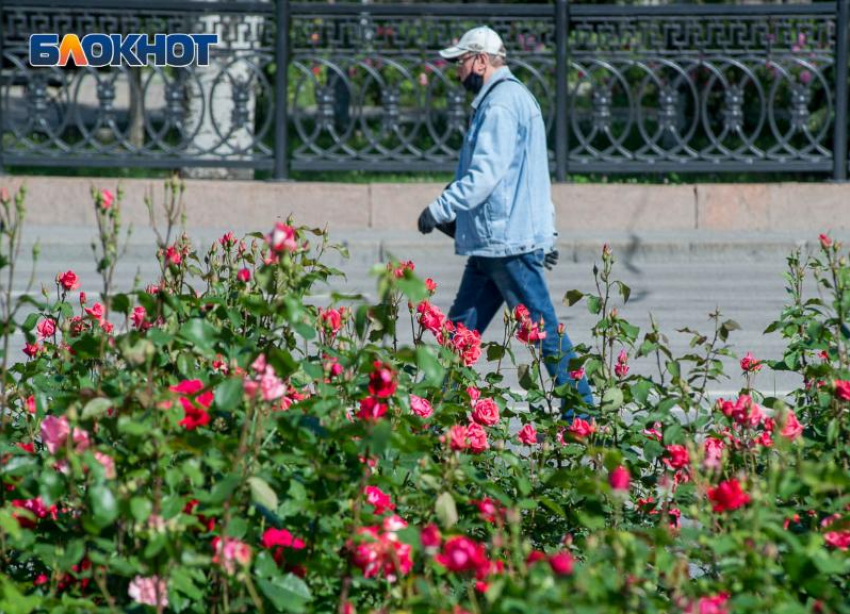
[
  {"left": 544, "top": 249, "right": 559, "bottom": 270},
  {"left": 418, "top": 207, "right": 437, "bottom": 234},
  {"left": 436, "top": 220, "right": 456, "bottom": 238}
]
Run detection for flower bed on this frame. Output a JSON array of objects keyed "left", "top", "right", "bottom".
[{"left": 0, "top": 181, "right": 848, "bottom": 614}]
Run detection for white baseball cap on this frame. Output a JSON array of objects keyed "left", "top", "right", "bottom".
[{"left": 439, "top": 26, "right": 506, "bottom": 60}]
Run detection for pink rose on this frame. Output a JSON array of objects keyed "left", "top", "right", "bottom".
[
  {"left": 517, "top": 423, "right": 537, "bottom": 445},
  {"left": 364, "top": 485, "right": 395, "bottom": 515},
  {"left": 568, "top": 418, "right": 596, "bottom": 439},
  {"left": 57, "top": 270, "right": 80, "bottom": 291},
  {"left": 471, "top": 398, "right": 499, "bottom": 426},
  {"left": 40, "top": 415, "right": 70, "bottom": 454},
  {"left": 416, "top": 301, "right": 447, "bottom": 334},
  {"left": 36, "top": 318, "right": 56, "bottom": 340},
  {"left": 128, "top": 576, "right": 168, "bottom": 608},
  {"left": 449, "top": 424, "right": 469, "bottom": 451},
  {"left": 685, "top": 593, "right": 729, "bottom": 614},
  {"left": 213, "top": 537, "right": 252, "bottom": 575},
  {"left": 779, "top": 410, "right": 804, "bottom": 440},
  {"left": 435, "top": 536, "right": 488, "bottom": 574},
  {"left": 409, "top": 395, "right": 433, "bottom": 418},
  {"left": 740, "top": 352, "right": 762, "bottom": 372},
  {"left": 237, "top": 268, "right": 251, "bottom": 283},
  {"left": 420, "top": 523, "right": 442, "bottom": 549},
  {"left": 268, "top": 222, "right": 298, "bottom": 253},
  {"left": 164, "top": 245, "right": 182, "bottom": 265},
  {"left": 93, "top": 451, "right": 116, "bottom": 479},
  {"left": 100, "top": 189, "right": 114, "bottom": 210},
  {"left": 465, "top": 422, "right": 489, "bottom": 453},
  {"left": 703, "top": 437, "right": 724, "bottom": 469},
  {"left": 451, "top": 324, "right": 481, "bottom": 366},
  {"left": 259, "top": 366, "right": 286, "bottom": 401}
]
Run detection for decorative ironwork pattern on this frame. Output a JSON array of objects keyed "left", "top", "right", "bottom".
[
  {"left": 0, "top": 1, "right": 848, "bottom": 178},
  {"left": 0, "top": 1, "right": 276, "bottom": 169},
  {"left": 567, "top": 11, "right": 837, "bottom": 171},
  {"left": 288, "top": 12, "right": 555, "bottom": 170}
]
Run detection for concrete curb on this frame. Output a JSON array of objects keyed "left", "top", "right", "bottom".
[
  {"left": 3, "top": 175, "right": 850, "bottom": 233},
  {"left": 15, "top": 226, "right": 848, "bottom": 266}
]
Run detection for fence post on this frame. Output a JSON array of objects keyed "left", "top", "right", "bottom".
[
  {"left": 554, "top": 0, "right": 569, "bottom": 182},
  {"left": 273, "top": 0, "right": 290, "bottom": 181},
  {"left": 834, "top": 0, "right": 849, "bottom": 181}
]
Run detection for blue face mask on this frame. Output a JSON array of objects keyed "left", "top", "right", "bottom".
[{"left": 462, "top": 72, "right": 484, "bottom": 95}]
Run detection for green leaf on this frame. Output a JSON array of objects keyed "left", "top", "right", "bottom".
[
  {"left": 258, "top": 574, "right": 312, "bottom": 613},
  {"left": 587, "top": 296, "right": 602, "bottom": 315},
  {"left": 81, "top": 397, "right": 112, "bottom": 420},
  {"left": 59, "top": 539, "right": 86, "bottom": 572},
  {"left": 0, "top": 510, "right": 22, "bottom": 540},
  {"left": 601, "top": 387, "right": 624, "bottom": 411},
  {"left": 617, "top": 281, "right": 631, "bottom": 304},
  {"left": 130, "top": 497, "right": 153, "bottom": 523},
  {"left": 110, "top": 293, "right": 130, "bottom": 315},
  {"left": 564, "top": 289, "right": 585, "bottom": 307},
  {"left": 248, "top": 476, "right": 279, "bottom": 511},
  {"left": 21, "top": 312, "right": 40, "bottom": 333},
  {"left": 631, "top": 380, "right": 652, "bottom": 405},
  {"left": 170, "top": 567, "right": 204, "bottom": 600},
  {"left": 88, "top": 484, "right": 118, "bottom": 529},
  {"left": 268, "top": 348, "right": 298, "bottom": 380},
  {"left": 177, "top": 318, "right": 218, "bottom": 355},
  {"left": 0, "top": 577, "right": 41, "bottom": 614},
  {"left": 214, "top": 378, "right": 243, "bottom": 412},
  {"left": 416, "top": 346, "right": 444, "bottom": 386},
  {"left": 486, "top": 344, "right": 506, "bottom": 361},
  {"left": 518, "top": 364, "right": 535, "bottom": 390},
  {"left": 435, "top": 492, "right": 458, "bottom": 528}
]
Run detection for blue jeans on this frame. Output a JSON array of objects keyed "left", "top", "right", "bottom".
[{"left": 448, "top": 250, "right": 593, "bottom": 408}]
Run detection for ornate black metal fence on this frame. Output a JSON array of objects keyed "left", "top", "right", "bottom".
[{"left": 1, "top": 0, "right": 849, "bottom": 180}]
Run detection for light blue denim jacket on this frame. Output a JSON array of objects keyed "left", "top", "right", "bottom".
[{"left": 427, "top": 67, "right": 556, "bottom": 257}]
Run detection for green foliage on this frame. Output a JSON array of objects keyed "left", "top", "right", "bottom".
[{"left": 0, "top": 183, "right": 847, "bottom": 614}]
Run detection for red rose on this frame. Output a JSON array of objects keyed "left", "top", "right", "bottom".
[
  {"left": 548, "top": 551, "right": 574, "bottom": 576},
  {"left": 368, "top": 361, "right": 397, "bottom": 398},
  {"left": 357, "top": 397, "right": 388, "bottom": 420},
  {"left": 609, "top": 466, "right": 630, "bottom": 492},
  {"left": 834, "top": 380, "right": 850, "bottom": 401},
  {"left": 664, "top": 445, "right": 690, "bottom": 470},
  {"left": 435, "top": 536, "right": 488, "bottom": 574},
  {"left": 707, "top": 478, "right": 750, "bottom": 513}
]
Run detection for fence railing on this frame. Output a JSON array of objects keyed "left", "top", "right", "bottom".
[{"left": 0, "top": 0, "right": 848, "bottom": 181}]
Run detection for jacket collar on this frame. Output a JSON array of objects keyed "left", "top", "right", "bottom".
[{"left": 471, "top": 66, "right": 512, "bottom": 110}]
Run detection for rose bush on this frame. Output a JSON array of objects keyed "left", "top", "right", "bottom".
[{"left": 0, "top": 180, "right": 848, "bottom": 614}]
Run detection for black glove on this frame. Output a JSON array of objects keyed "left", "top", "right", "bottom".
[
  {"left": 418, "top": 207, "right": 437, "bottom": 234},
  {"left": 544, "top": 249, "right": 559, "bottom": 270},
  {"left": 436, "top": 220, "right": 456, "bottom": 238}
]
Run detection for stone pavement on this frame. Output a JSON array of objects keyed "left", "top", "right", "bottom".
[{"left": 12, "top": 225, "right": 843, "bottom": 397}]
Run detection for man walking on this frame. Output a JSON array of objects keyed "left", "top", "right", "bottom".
[{"left": 417, "top": 26, "right": 593, "bottom": 409}]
